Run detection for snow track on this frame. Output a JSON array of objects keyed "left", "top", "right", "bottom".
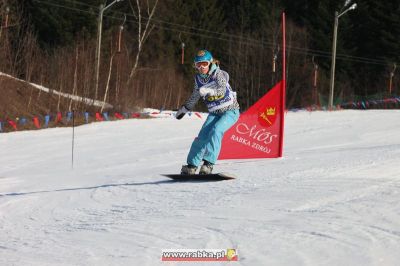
[{"left": 1, "top": 110, "right": 400, "bottom": 265}]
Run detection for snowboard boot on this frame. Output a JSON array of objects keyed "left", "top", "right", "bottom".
[
  {"left": 181, "top": 164, "right": 197, "bottom": 175},
  {"left": 199, "top": 160, "right": 213, "bottom": 175}
]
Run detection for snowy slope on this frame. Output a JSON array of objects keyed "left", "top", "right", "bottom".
[{"left": 1, "top": 110, "right": 400, "bottom": 265}]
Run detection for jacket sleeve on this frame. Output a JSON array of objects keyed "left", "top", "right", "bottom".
[{"left": 183, "top": 79, "right": 201, "bottom": 110}]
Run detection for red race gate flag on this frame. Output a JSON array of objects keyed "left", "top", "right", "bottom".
[
  {"left": 219, "top": 12, "right": 286, "bottom": 159},
  {"left": 95, "top": 112, "right": 104, "bottom": 121},
  {"left": 218, "top": 81, "right": 285, "bottom": 159},
  {"left": 33, "top": 117, "right": 41, "bottom": 129},
  {"left": 7, "top": 119, "right": 17, "bottom": 131},
  {"left": 55, "top": 112, "right": 62, "bottom": 123}
]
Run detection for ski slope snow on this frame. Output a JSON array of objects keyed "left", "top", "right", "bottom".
[{"left": 1, "top": 110, "right": 400, "bottom": 265}]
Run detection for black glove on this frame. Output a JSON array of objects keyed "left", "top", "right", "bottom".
[{"left": 175, "top": 105, "right": 189, "bottom": 120}]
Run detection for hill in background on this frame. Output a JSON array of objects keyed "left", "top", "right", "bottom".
[{"left": 0, "top": 74, "right": 111, "bottom": 132}]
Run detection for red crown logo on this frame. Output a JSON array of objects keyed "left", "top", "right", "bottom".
[{"left": 258, "top": 106, "right": 276, "bottom": 126}]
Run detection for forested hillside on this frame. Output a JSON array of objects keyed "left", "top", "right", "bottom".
[{"left": 1, "top": 0, "right": 399, "bottom": 113}]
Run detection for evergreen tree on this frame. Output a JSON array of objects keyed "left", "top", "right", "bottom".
[
  {"left": 22, "top": 0, "right": 101, "bottom": 48},
  {"left": 6, "top": 0, "right": 400, "bottom": 106}
]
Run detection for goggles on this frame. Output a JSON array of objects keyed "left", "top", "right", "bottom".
[{"left": 195, "top": 61, "right": 210, "bottom": 69}]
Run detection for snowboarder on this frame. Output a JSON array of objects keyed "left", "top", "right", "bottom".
[{"left": 175, "top": 50, "right": 240, "bottom": 175}]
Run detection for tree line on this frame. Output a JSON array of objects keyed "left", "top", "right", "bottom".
[{"left": 0, "top": 0, "right": 398, "bottom": 113}]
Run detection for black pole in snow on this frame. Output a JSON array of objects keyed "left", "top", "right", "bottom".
[{"left": 72, "top": 110, "right": 75, "bottom": 169}]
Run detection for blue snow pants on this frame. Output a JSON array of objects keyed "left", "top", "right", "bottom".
[{"left": 187, "top": 109, "right": 240, "bottom": 166}]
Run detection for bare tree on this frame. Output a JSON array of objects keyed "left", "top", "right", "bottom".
[
  {"left": 101, "top": 53, "right": 115, "bottom": 112},
  {"left": 126, "top": 0, "right": 159, "bottom": 86},
  {"left": 0, "top": 1, "right": 10, "bottom": 42},
  {"left": 69, "top": 46, "right": 79, "bottom": 111}
]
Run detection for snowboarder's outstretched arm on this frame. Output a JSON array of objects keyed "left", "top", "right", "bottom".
[{"left": 175, "top": 80, "right": 201, "bottom": 120}]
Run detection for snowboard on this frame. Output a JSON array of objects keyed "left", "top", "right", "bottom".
[{"left": 163, "top": 172, "right": 236, "bottom": 181}]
